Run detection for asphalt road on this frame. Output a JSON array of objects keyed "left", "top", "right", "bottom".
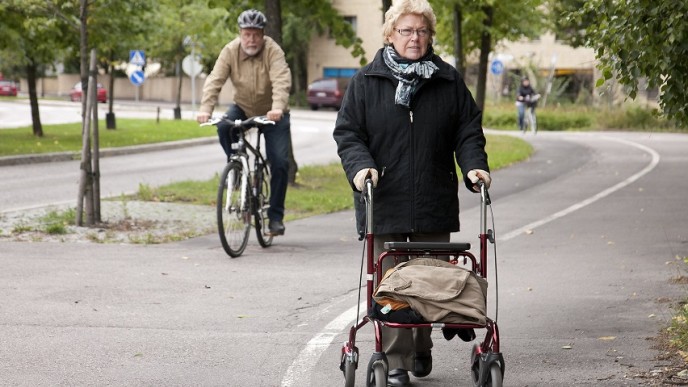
[{"left": 1, "top": 104, "right": 687, "bottom": 386}]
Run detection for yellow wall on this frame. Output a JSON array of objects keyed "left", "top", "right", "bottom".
[{"left": 307, "top": 0, "right": 384, "bottom": 84}]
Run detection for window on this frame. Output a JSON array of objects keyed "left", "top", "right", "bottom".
[{"left": 329, "top": 16, "right": 357, "bottom": 38}]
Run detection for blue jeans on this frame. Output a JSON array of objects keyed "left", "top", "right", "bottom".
[
  {"left": 516, "top": 101, "right": 526, "bottom": 131},
  {"left": 217, "top": 104, "right": 290, "bottom": 222}
]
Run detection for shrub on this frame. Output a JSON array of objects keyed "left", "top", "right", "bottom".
[
  {"left": 483, "top": 107, "right": 592, "bottom": 131},
  {"left": 595, "top": 106, "right": 678, "bottom": 131}
]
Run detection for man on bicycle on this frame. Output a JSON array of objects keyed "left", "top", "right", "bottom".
[
  {"left": 197, "top": 9, "right": 292, "bottom": 236},
  {"left": 515, "top": 76, "right": 536, "bottom": 132}
]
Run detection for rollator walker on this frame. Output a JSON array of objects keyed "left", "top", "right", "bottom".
[{"left": 340, "top": 179, "right": 504, "bottom": 386}]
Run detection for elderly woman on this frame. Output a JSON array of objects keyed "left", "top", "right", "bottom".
[{"left": 333, "top": 0, "right": 491, "bottom": 385}]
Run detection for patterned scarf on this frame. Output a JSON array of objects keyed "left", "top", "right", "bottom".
[{"left": 383, "top": 45, "right": 439, "bottom": 107}]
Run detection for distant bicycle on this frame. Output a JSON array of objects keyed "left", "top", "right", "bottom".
[
  {"left": 201, "top": 115, "right": 274, "bottom": 257},
  {"left": 522, "top": 93, "right": 541, "bottom": 134}
]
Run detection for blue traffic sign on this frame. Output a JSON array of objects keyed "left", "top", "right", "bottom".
[
  {"left": 129, "top": 70, "right": 145, "bottom": 86},
  {"left": 490, "top": 59, "right": 504, "bottom": 75},
  {"left": 129, "top": 50, "right": 146, "bottom": 66}
]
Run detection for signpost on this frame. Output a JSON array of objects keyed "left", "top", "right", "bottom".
[{"left": 128, "top": 50, "right": 146, "bottom": 102}]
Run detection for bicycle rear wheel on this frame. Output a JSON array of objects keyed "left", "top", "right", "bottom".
[
  {"left": 254, "top": 162, "right": 273, "bottom": 248},
  {"left": 217, "top": 161, "right": 251, "bottom": 257}
]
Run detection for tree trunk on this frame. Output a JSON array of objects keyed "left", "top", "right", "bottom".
[
  {"left": 475, "top": 5, "right": 493, "bottom": 112},
  {"left": 175, "top": 57, "right": 183, "bottom": 119},
  {"left": 453, "top": 4, "right": 464, "bottom": 76},
  {"left": 265, "top": 0, "right": 282, "bottom": 44},
  {"left": 79, "top": 0, "right": 89, "bottom": 116},
  {"left": 382, "top": 0, "right": 392, "bottom": 20},
  {"left": 26, "top": 61, "right": 43, "bottom": 137},
  {"left": 265, "top": 0, "right": 297, "bottom": 184},
  {"left": 106, "top": 50, "right": 116, "bottom": 129}
]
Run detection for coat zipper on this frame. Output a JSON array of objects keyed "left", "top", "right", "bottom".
[{"left": 409, "top": 109, "right": 415, "bottom": 233}]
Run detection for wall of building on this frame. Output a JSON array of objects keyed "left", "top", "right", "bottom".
[
  {"left": 307, "top": 0, "right": 384, "bottom": 84},
  {"left": 20, "top": 74, "right": 234, "bottom": 107}
]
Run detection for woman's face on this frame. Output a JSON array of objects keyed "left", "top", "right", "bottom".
[{"left": 388, "top": 13, "right": 430, "bottom": 61}]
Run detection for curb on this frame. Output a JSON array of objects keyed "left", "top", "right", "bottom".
[{"left": 0, "top": 137, "right": 217, "bottom": 167}]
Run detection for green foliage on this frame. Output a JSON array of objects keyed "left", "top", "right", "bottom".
[
  {"left": 549, "top": 0, "right": 590, "bottom": 48},
  {"left": 0, "top": 1, "right": 73, "bottom": 71},
  {"left": 40, "top": 208, "right": 76, "bottom": 235},
  {"left": 431, "top": 0, "right": 547, "bottom": 62},
  {"left": 483, "top": 107, "right": 592, "bottom": 131},
  {"left": 573, "top": 0, "right": 688, "bottom": 127},
  {"left": 595, "top": 106, "right": 678, "bottom": 131}
]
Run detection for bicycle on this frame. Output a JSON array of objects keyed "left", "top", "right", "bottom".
[
  {"left": 201, "top": 115, "right": 275, "bottom": 257},
  {"left": 522, "top": 93, "right": 541, "bottom": 134}
]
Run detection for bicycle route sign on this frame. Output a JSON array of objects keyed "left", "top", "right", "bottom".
[{"left": 490, "top": 59, "right": 504, "bottom": 75}]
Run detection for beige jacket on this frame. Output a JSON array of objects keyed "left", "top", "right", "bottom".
[
  {"left": 373, "top": 258, "right": 488, "bottom": 325},
  {"left": 200, "top": 36, "right": 291, "bottom": 118}
]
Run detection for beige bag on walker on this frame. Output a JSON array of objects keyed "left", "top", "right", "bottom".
[{"left": 373, "top": 257, "right": 488, "bottom": 325}]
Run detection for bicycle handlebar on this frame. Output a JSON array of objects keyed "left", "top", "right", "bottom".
[{"left": 199, "top": 115, "right": 275, "bottom": 129}]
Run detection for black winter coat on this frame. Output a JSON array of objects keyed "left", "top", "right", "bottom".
[{"left": 333, "top": 48, "right": 489, "bottom": 235}]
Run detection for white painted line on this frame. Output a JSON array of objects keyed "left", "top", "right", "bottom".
[
  {"left": 281, "top": 303, "right": 363, "bottom": 387},
  {"left": 499, "top": 136, "right": 660, "bottom": 241}
]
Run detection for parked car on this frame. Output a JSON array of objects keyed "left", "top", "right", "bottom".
[
  {"left": 306, "top": 78, "right": 350, "bottom": 110},
  {"left": 0, "top": 80, "right": 18, "bottom": 97},
  {"left": 70, "top": 82, "right": 107, "bottom": 103}
]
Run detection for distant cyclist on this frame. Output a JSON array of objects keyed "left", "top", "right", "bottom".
[
  {"left": 197, "top": 9, "right": 292, "bottom": 236},
  {"left": 515, "top": 76, "right": 537, "bottom": 132}
]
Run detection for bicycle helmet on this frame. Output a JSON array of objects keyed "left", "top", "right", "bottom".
[{"left": 238, "top": 9, "right": 267, "bottom": 29}]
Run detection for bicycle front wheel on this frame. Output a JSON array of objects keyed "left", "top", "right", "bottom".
[
  {"left": 217, "top": 161, "right": 251, "bottom": 257},
  {"left": 254, "top": 162, "right": 273, "bottom": 248}
]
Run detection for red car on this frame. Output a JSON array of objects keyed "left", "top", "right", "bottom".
[
  {"left": 307, "top": 78, "right": 350, "bottom": 110},
  {"left": 70, "top": 82, "right": 107, "bottom": 103},
  {"left": 0, "top": 80, "right": 18, "bottom": 96}
]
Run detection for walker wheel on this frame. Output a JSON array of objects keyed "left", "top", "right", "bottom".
[
  {"left": 366, "top": 358, "right": 387, "bottom": 387},
  {"left": 470, "top": 343, "right": 503, "bottom": 387}
]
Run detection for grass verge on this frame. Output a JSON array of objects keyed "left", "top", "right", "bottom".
[
  {"left": 0, "top": 118, "right": 211, "bottom": 157},
  {"left": 127, "top": 133, "right": 531, "bottom": 222}
]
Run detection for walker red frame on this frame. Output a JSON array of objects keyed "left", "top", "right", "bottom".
[{"left": 340, "top": 180, "right": 504, "bottom": 387}]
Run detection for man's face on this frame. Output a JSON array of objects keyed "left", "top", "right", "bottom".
[{"left": 240, "top": 28, "right": 265, "bottom": 56}]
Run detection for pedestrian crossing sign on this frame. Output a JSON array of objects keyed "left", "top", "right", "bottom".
[{"left": 129, "top": 50, "right": 146, "bottom": 66}]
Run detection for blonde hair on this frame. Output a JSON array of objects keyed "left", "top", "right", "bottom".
[{"left": 382, "top": 0, "right": 436, "bottom": 44}]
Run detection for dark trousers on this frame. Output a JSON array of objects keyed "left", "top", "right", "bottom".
[
  {"left": 217, "top": 104, "right": 290, "bottom": 222},
  {"left": 374, "top": 232, "right": 450, "bottom": 370}
]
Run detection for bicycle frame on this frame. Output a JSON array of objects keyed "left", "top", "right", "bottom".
[{"left": 203, "top": 115, "right": 275, "bottom": 257}]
